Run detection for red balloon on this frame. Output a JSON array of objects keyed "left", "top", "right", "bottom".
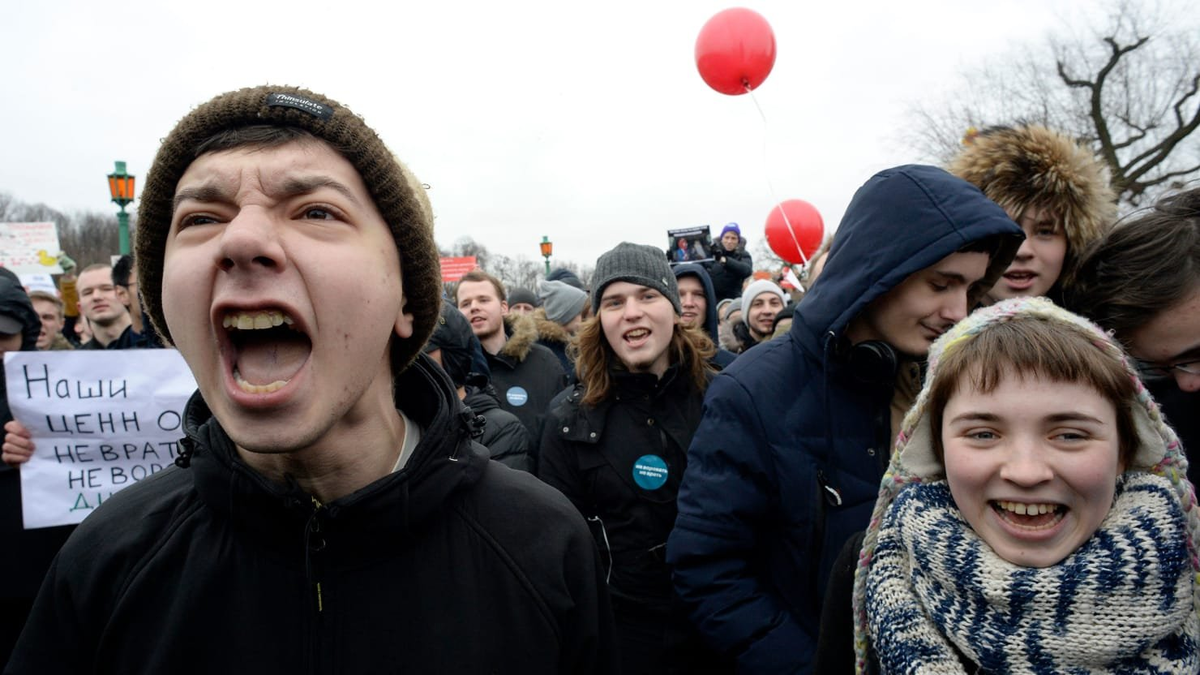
[
  {"left": 765, "top": 200, "right": 824, "bottom": 264},
  {"left": 695, "top": 8, "right": 777, "bottom": 96}
]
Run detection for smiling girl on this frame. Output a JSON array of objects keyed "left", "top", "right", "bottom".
[{"left": 851, "top": 297, "right": 1200, "bottom": 673}]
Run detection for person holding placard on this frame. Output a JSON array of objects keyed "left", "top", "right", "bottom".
[{"left": 5, "top": 86, "right": 615, "bottom": 674}]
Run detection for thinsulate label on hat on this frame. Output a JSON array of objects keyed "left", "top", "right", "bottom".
[{"left": 266, "top": 93, "right": 333, "bottom": 120}]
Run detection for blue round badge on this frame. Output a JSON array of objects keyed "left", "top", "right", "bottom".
[
  {"left": 632, "top": 455, "right": 669, "bottom": 491},
  {"left": 506, "top": 386, "right": 529, "bottom": 407}
]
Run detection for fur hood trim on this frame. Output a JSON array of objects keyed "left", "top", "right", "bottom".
[
  {"left": 949, "top": 124, "right": 1117, "bottom": 255},
  {"left": 532, "top": 308, "right": 572, "bottom": 345},
  {"left": 501, "top": 312, "right": 539, "bottom": 362}
]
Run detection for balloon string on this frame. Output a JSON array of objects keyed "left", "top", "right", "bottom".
[{"left": 745, "top": 84, "right": 808, "bottom": 267}]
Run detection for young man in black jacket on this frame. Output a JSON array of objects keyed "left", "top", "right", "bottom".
[
  {"left": 4, "top": 85, "right": 615, "bottom": 675},
  {"left": 540, "top": 242, "right": 730, "bottom": 675}
]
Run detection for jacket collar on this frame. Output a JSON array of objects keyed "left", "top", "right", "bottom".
[{"left": 182, "top": 354, "right": 488, "bottom": 564}]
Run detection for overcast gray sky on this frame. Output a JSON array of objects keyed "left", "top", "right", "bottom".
[{"left": 2, "top": 0, "right": 1112, "bottom": 267}]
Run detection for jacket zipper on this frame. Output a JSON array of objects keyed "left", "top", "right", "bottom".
[{"left": 304, "top": 496, "right": 326, "bottom": 673}]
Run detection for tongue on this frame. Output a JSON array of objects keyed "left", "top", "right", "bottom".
[
  {"left": 235, "top": 332, "right": 311, "bottom": 385},
  {"left": 1004, "top": 510, "right": 1059, "bottom": 528}
]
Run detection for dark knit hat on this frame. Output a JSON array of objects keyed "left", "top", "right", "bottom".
[
  {"left": 591, "top": 242, "right": 681, "bottom": 315},
  {"left": 423, "top": 303, "right": 475, "bottom": 388},
  {"left": 507, "top": 287, "right": 539, "bottom": 308},
  {"left": 720, "top": 222, "right": 741, "bottom": 239},
  {"left": 546, "top": 267, "right": 585, "bottom": 291},
  {"left": 135, "top": 85, "right": 441, "bottom": 374}
]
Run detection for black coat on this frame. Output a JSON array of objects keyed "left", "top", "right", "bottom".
[
  {"left": 464, "top": 385, "right": 534, "bottom": 473},
  {"left": 704, "top": 245, "right": 753, "bottom": 303},
  {"left": 487, "top": 316, "right": 568, "bottom": 444},
  {"left": 539, "top": 366, "right": 704, "bottom": 609},
  {"left": 539, "top": 365, "right": 729, "bottom": 674},
  {"left": 7, "top": 356, "right": 617, "bottom": 675}
]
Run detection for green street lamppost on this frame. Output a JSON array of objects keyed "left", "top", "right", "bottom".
[
  {"left": 540, "top": 236, "right": 553, "bottom": 276},
  {"left": 107, "top": 161, "right": 136, "bottom": 255}
]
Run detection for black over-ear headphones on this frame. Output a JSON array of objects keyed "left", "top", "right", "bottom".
[{"left": 833, "top": 337, "right": 899, "bottom": 386}]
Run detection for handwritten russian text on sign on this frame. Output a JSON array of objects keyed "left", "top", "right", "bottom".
[
  {"left": 0, "top": 222, "right": 64, "bottom": 274},
  {"left": 6, "top": 351, "right": 197, "bottom": 529},
  {"left": 439, "top": 256, "right": 478, "bottom": 282}
]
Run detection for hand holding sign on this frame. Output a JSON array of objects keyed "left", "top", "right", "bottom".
[{"left": 2, "top": 419, "right": 35, "bottom": 466}]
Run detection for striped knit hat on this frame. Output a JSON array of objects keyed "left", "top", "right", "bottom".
[
  {"left": 135, "top": 85, "right": 441, "bottom": 374},
  {"left": 852, "top": 296, "right": 1200, "bottom": 670}
]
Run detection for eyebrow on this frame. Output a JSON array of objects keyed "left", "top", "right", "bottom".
[
  {"left": 172, "top": 175, "right": 361, "bottom": 213},
  {"left": 948, "top": 411, "right": 1107, "bottom": 425},
  {"left": 930, "top": 270, "right": 971, "bottom": 284}
]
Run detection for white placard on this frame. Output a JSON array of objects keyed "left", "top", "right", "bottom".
[
  {"left": 0, "top": 222, "right": 64, "bottom": 275},
  {"left": 5, "top": 350, "right": 197, "bottom": 529}
]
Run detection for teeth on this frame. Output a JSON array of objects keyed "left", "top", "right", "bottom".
[
  {"left": 223, "top": 310, "right": 293, "bottom": 330},
  {"left": 234, "top": 368, "right": 288, "bottom": 394},
  {"left": 996, "top": 500, "right": 1059, "bottom": 515},
  {"left": 626, "top": 329, "right": 649, "bottom": 339}
]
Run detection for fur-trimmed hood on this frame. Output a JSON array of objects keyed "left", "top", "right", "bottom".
[
  {"left": 531, "top": 308, "right": 571, "bottom": 346},
  {"left": 500, "top": 312, "right": 540, "bottom": 362},
  {"left": 949, "top": 124, "right": 1117, "bottom": 259}
]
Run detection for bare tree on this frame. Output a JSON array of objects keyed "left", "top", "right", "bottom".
[{"left": 907, "top": 1, "right": 1200, "bottom": 206}]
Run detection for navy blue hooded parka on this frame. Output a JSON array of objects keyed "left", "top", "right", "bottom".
[{"left": 666, "top": 166, "right": 1022, "bottom": 674}]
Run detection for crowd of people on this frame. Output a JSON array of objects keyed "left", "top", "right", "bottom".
[{"left": 0, "top": 86, "right": 1198, "bottom": 674}]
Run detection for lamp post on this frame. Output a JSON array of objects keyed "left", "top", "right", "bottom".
[
  {"left": 540, "top": 236, "right": 553, "bottom": 276},
  {"left": 107, "top": 161, "right": 136, "bottom": 255}
]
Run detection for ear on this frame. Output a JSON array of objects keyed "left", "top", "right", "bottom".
[
  {"left": 394, "top": 294, "right": 415, "bottom": 340},
  {"left": 500, "top": 301, "right": 509, "bottom": 317},
  {"left": 115, "top": 286, "right": 130, "bottom": 305}
]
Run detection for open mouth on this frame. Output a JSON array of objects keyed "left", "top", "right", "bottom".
[
  {"left": 991, "top": 500, "right": 1065, "bottom": 530},
  {"left": 1003, "top": 271, "right": 1037, "bottom": 288},
  {"left": 222, "top": 309, "right": 311, "bottom": 394},
  {"left": 623, "top": 328, "right": 650, "bottom": 345}
]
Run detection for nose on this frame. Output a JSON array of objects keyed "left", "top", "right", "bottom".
[
  {"left": 216, "top": 208, "right": 286, "bottom": 273},
  {"left": 622, "top": 298, "right": 644, "bottom": 321},
  {"left": 1176, "top": 370, "right": 1200, "bottom": 393},
  {"left": 998, "top": 438, "right": 1054, "bottom": 486},
  {"left": 1011, "top": 238, "right": 1034, "bottom": 261},
  {"left": 939, "top": 289, "right": 970, "bottom": 325}
]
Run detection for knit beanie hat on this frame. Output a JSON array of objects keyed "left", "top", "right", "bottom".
[
  {"left": 721, "top": 298, "right": 742, "bottom": 321},
  {"left": 537, "top": 279, "right": 588, "bottom": 326},
  {"left": 507, "top": 287, "right": 539, "bottom": 308},
  {"left": 719, "top": 223, "right": 741, "bottom": 239},
  {"left": 851, "top": 296, "right": 1200, "bottom": 671},
  {"left": 135, "top": 85, "right": 441, "bottom": 374},
  {"left": 546, "top": 267, "right": 585, "bottom": 291},
  {"left": 591, "top": 242, "right": 681, "bottom": 315},
  {"left": 740, "top": 279, "right": 786, "bottom": 316},
  {"left": 949, "top": 124, "right": 1117, "bottom": 262}
]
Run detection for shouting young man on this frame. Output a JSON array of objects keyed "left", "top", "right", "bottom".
[{"left": 5, "top": 86, "right": 615, "bottom": 674}]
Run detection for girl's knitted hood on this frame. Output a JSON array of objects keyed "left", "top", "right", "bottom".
[{"left": 852, "top": 296, "right": 1200, "bottom": 668}]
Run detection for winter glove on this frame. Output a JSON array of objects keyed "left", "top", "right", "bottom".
[{"left": 57, "top": 252, "right": 77, "bottom": 273}]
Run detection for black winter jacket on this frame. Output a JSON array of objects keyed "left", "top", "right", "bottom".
[
  {"left": 704, "top": 244, "right": 752, "bottom": 303},
  {"left": 7, "top": 356, "right": 617, "bottom": 675},
  {"left": 464, "top": 385, "right": 534, "bottom": 473},
  {"left": 539, "top": 366, "right": 704, "bottom": 609},
  {"left": 487, "top": 314, "right": 567, "bottom": 445}
]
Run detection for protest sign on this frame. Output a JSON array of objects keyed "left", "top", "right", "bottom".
[
  {"left": 0, "top": 222, "right": 64, "bottom": 274},
  {"left": 666, "top": 226, "right": 714, "bottom": 265},
  {"left": 5, "top": 350, "right": 197, "bottom": 529},
  {"left": 439, "top": 256, "right": 478, "bottom": 282}
]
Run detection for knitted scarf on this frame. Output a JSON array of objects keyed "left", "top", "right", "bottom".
[{"left": 867, "top": 475, "right": 1199, "bottom": 674}]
